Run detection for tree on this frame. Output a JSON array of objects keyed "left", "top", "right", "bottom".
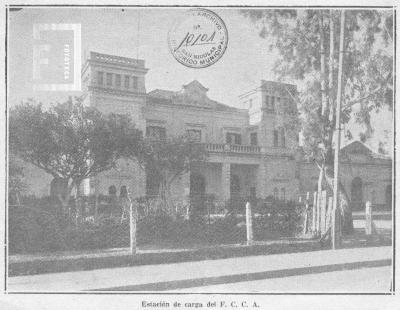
[
  {"left": 137, "top": 135, "right": 208, "bottom": 216},
  {"left": 8, "top": 154, "right": 27, "bottom": 205},
  {"left": 242, "top": 9, "right": 393, "bottom": 234},
  {"left": 9, "top": 97, "right": 142, "bottom": 211}
]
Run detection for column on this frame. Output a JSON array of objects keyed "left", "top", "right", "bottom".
[
  {"left": 133, "top": 159, "right": 146, "bottom": 198},
  {"left": 256, "top": 162, "right": 266, "bottom": 198},
  {"left": 221, "top": 162, "right": 231, "bottom": 201}
]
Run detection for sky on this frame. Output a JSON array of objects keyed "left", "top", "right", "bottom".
[
  {"left": 7, "top": 7, "right": 393, "bottom": 155},
  {"left": 8, "top": 8, "right": 277, "bottom": 108}
]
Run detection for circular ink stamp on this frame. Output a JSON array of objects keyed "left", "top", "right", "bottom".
[{"left": 168, "top": 8, "right": 228, "bottom": 68}]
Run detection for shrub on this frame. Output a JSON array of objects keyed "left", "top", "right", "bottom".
[
  {"left": 8, "top": 205, "right": 67, "bottom": 254},
  {"left": 8, "top": 196, "right": 305, "bottom": 254}
]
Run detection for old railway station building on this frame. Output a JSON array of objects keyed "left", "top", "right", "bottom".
[{"left": 21, "top": 52, "right": 393, "bottom": 210}]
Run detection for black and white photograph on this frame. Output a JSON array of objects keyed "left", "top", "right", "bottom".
[{"left": 0, "top": 2, "right": 398, "bottom": 309}]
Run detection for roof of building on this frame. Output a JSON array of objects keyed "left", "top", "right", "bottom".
[
  {"left": 87, "top": 51, "right": 146, "bottom": 68},
  {"left": 341, "top": 140, "right": 391, "bottom": 160},
  {"left": 147, "top": 80, "right": 243, "bottom": 112}
]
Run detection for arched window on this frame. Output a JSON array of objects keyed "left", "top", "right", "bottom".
[
  {"left": 120, "top": 185, "right": 128, "bottom": 198},
  {"left": 230, "top": 174, "right": 240, "bottom": 196},
  {"left": 280, "top": 188, "right": 286, "bottom": 201},
  {"left": 108, "top": 185, "right": 117, "bottom": 196},
  {"left": 371, "top": 190, "right": 376, "bottom": 205},
  {"left": 146, "top": 169, "right": 160, "bottom": 197},
  {"left": 190, "top": 173, "right": 206, "bottom": 196},
  {"left": 273, "top": 187, "right": 279, "bottom": 200}
]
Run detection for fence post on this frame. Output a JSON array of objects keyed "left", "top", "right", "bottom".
[
  {"left": 320, "top": 191, "right": 327, "bottom": 234},
  {"left": 316, "top": 192, "right": 321, "bottom": 235},
  {"left": 303, "top": 192, "right": 310, "bottom": 235},
  {"left": 94, "top": 195, "right": 98, "bottom": 224},
  {"left": 246, "top": 201, "right": 253, "bottom": 246},
  {"left": 365, "top": 201, "right": 372, "bottom": 236},
  {"left": 130, "top": 199, "right": 137, "bottom": 255},
  {"left": 312, "top": 192, "right": 318, "bottom": 234}
]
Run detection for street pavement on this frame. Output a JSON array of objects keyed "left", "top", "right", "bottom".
[
  {"left": 173, "top": 266, "right": 392, "bottom": 293},
  {"left": 7, "top": 246, "right": 392, "bottom": 293}
]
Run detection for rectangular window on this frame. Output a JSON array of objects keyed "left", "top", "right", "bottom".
[
  {"left": 250, "top": 132, "right": 258, "bottom": 146},
  {"left": 146, "top": 126, "right": 166, "bottom": 141},
  {"left": 186, "top": 129, "right": 202, "bottom": 142},
  {"left": 124, "top": 75, "right": 130, "bottom": 88},
  {"left": 273, "top": 130, "right": 279, "bottom": 147},
  {"left": 97, "top": 71, "right": 104, "bottom": 85},
  {"left": 280, "top": 188, "right": 286, "bottom": 201},
  {"left": 226, "top": 133, "right": 241, "bottom": 145},
  {"left": 106, "top": 73, "right": 113, "bottom": 86},
  {"left": 280, "top": 128, "right": 286, "bottom": 148},
  {"left": 273, "top": 187, "right": 279, "bottom": 200},
  {"left": 115, "top": 74, "right": 121, "bottom": 87},
  {"left": 270, "top": 96, "right": 275, "bottom": 111},
  {"left": 132, "top": 76, "right": 138, "bottom": 90},
  {"left": 249, "top": 99, "right": 253, "bottom": 109},
  {"left": 264, "top": 95, "right": 269, "bottom": 108},
  {"left": 250, "top": 187, "right": 256, "bottom": 199}
]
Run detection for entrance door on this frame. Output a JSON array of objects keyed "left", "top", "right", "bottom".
[
  {"left": 351, "top": 177, "right": 363, "bottom": 210},
  {"left": 190, "top": 173, "right": 206, "bottom": 214},
  {"left": 230, "top": 174, "right": 240, "bottom": 199}
]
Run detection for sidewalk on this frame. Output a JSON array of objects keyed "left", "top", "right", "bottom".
[
  {"left": 7, "top": 246, "right": 392, "bottom": 292},
  {"left": 9, "top": 213, "right": 392, "bottom": 277},
  {"left": 8, "top": 239, "right": 322, "bottom": 276}
]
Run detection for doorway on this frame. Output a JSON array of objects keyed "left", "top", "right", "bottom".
[{"left": 351, "top": 177, "right": 363, "bottom": 210}]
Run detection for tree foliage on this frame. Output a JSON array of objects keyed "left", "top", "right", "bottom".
[
  {"left": 137, "top": 135, "right": 208, "bottom": 214},
  {"left": 9, "top": 97, "right": 142, "bottom": 205},
  {"left": 242, "top": 9, "right": 393, "bottom": 160},
  {"left": 8, "top": 155, "right": 27, "bottom": 205},
  {"left": 242, "top": 9, "right": 393, "bottom": 234}
]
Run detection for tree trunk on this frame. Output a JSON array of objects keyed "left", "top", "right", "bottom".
[
  {"left": 316, "top": 164, "right": 325, "bottom": 235},
  {"left": 158, "top": 178, "right": 173, "bottom": 215},
  {"left": 328, "top": 10, "right": 335, "bottom": 122},
  {"left": 50, "top": 177, "right": 70, "bottom": 214},
  {"left": 324, "top": 166, "right": 354, "bottom": 234},
  {"left": 320, "top": 11, "right": 328, "bottom": 118},
  {"left": 165, "top": 182, "right": 176, "bottom": 220}
]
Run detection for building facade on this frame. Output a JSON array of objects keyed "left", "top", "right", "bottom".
[{"left": 20, "top": 52, "right": 393, "bottom": 209}]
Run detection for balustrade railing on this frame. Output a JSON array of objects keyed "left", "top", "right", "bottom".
[{"left": 205, "top": 143, "right": 261, "bottom": 154}]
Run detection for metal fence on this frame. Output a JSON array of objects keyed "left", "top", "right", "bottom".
[{"left": 8, "top": 195, "right": 304, "bottom": 256}]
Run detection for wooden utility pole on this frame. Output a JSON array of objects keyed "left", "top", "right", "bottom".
[
  {"left": 129, "top": 195, "right": 137, "bottom": 255},
  {"left": 332, "top": 10, "right": 346, "bottom": 250},
  {"left": 246, "top": 201, "right": 253, "bottom": 246}
]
